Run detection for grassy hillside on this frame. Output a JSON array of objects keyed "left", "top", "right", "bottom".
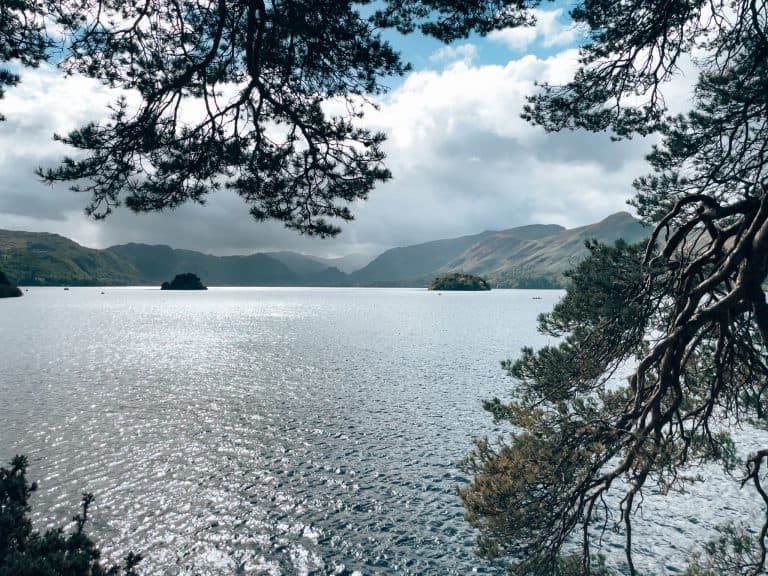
[
  {"left": 265, "top": 251, "right": 337, "bottom": 275},
  {"left": 0, "top": 230, "right": 141, "bottom": 285},
  {"left": 441, "top": 224, "right": 567, "bottom": 274},
  {"left": 0, "top": 230, "right": 348, "bottom": 287},
  {"left": 349, "top": 227, "right": 563, "bottom": 285},
  {"left": 107, "top": 243, "right": 300, "bottom": 286},
  {"left": 349, "top": 213, "right": 648, "bottom": 288},
  {"left": 480, "top": 212, "right": 649, "bottom": 287},
  {"left": 0, "top": 212, "right": 649, "bottom": 288},
  {"left": 266, "top": 251, "right": 350, "bottom": 283}
]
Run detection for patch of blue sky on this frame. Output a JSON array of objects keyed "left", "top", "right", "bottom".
[{"left": 372, "top": 0, "right": 583, "bottom": 89}]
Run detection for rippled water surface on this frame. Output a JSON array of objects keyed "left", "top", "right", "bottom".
[{"left": 1, "top": 287, "right": 765, "bottom": 575}]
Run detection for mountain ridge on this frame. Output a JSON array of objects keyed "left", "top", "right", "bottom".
[
  {"left": 349, "top": 212, "right": 648, "bottom": 288},
  {"left": 106, "top": 243, "right": 348, "bottom": 286},
  {"left": 349, "top": 223, "right": 567, "bottom": 285},
  {"left": 0, "top": 212, "right": 649, "bottom": 288},
  {"left": 0, "top": 229, "right": 141, "bottom": 285}
]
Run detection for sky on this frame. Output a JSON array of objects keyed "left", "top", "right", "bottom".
[{"left": 0, "top": 6, "right": 695, "bottom": 258}]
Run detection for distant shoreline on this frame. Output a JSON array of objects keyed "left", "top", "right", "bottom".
[{"left": 0, "top": 212, "right": 647, "bottom": 291}]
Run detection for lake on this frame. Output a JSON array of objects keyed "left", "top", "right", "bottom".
[{"left": 0, "top": 287, "right": 764, "bottom": 575}]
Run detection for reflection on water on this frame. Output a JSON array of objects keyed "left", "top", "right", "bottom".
[{"left": 0, "top": 287, "right": 764, "bottom": 575}]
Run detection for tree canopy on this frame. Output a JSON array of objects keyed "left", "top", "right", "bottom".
[
  {"left": 1, "top": 0, "right": 528, "bottom": 235},
  {"left": 428, "top": 272, "right": 491, "bottom": 291},
  {"left": 0, "top": 268, "right": 22, "bottom": 297},
  {"left": 3, "top": 0, "right": 768, "bottom": 574},
  {"left": 460, "top": 0, "right": 768, "bottom": 574}
]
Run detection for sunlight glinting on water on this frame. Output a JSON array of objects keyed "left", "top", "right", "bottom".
[{"left": 1, "top": 287, "right": 764, "bottom": 575}]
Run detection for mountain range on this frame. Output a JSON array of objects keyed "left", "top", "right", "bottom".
[
  {"left": 350, "top": 212, "right": 648, "bottom": 287},
  {"left": 0, "top": 212, "right": 649, "bottom": 288}
]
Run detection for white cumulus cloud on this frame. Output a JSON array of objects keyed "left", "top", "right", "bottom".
[
  {"left": 0, "top": 41, "right": 695, "bottom": 257},
  {"left": 489, "top": 9, "right": 584, "bottom": 52}
]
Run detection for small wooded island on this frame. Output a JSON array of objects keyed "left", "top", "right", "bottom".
[
  {"left": 0, "top": 269, "right": 22, "bottom": 298},
  {"left": 428, "top": 273, "right": 491, "bottom": 291},
  {"left": 161, "top": 272, "right": 207, "bottom": 290}
]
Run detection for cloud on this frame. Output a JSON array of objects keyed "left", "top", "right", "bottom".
[
  {"left": 342, "top": 50, "right": 653, "bottom": 249},
  {"left": 429, "top": 43, "right": 478, "bottom": 65},
  {"left": 0, "top": 43, "right": 694, "bottom": 258},
  {"left": 0, "top": 65, "right": 112, "bottom": 225},
  {"left": 489, "top": 9, "right": 584, "bottom": 52}
]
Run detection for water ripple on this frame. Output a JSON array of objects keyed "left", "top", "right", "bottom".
[{"left": 0, "top": 287, "right": 764, "bottom": 574}]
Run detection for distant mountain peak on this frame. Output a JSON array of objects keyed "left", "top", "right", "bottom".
[
  {"left": 350, "top": 213, "right": 647, "bottom": 287},
  {"left": 599, "top": 211, "right": 638, "bottom": 222},
  {"left": 0, "top": 211, "right": 648, "bottom": 288}
]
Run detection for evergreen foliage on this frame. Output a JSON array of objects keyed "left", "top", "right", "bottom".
[
  {"left": 0, "top": 268, "right": 22, "bottom": 297},
  {"left": 428, "top": 273, "right": 490, "bottom": 291},
  {"left": 160, "top": 272, "right": 207, "bottom": 290},
  {"left": 0, "top": 455, "right": 141, "bottom": 575},
  {"left": 459, "top": 1, "right": 768, "bottom": 574},
  {"left": 3, "top": 0, "right": 768, "bottom": 574},
  {"left": 2, "top": 0, "right": 525, "bottom": 236},
  {"left": 0, "top": 0, "right": 49, "bottom": 122},
  {"left": 682, "top": 525, "right": 764, "bottom": 576}
]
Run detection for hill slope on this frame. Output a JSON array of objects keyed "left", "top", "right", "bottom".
[
  {"left": 265, "top": 251, "right": 350, "bottom": 282},
  {"left": 459, "top": 212, "right": 650, "bottom": 288},
  {"left": 0, "top": 230, "right": 348, "bottom": 286},
  {"left": 0, "top": 212, "right": 648, "bottom": 288},
  {"left": 264, "top": 251, "right": 373, "bottom": 275},
  {"left": 107, "top": 244, "right": 299, "bottom": 286},
  {"left": 349, "top": 212, "right": 648, "bottom": 288},
  {"left": 349, "top": 224, "right": 565, "bottom": 285},
  {"left": 0, "top": 230, "right": 141, "bottom": 285}
]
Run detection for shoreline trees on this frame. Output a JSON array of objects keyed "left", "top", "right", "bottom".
[
  {"left": 459, "top": 1, "right": 768, "bottom": 574},
  {"left": 429, "top": 273, "right": 491, "bottom": 291},
  {"left": 0, "top": 269, "right": 22, "bottom": 297}
]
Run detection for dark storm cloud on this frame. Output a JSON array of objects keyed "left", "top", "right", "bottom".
[
  {"left": 0, "top": 66, "right": 113, "bottom": 226},
  {"left": 0, "top": 159, "right": 85, "bottom": 222}
]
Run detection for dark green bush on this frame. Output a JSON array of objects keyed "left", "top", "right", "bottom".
[{"left": 0, "top": 455, "right": 141, "bottom": 576}]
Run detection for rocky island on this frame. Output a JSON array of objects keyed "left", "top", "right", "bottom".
[
  {"left": 428, "top": 273, "right": 490, "bottom": 291},
  {"left": 161, "top": 272, "right": 207, "bottom": 290},
  {"left": 0, "top": 269, "right": 22, "bottom": 298}
]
